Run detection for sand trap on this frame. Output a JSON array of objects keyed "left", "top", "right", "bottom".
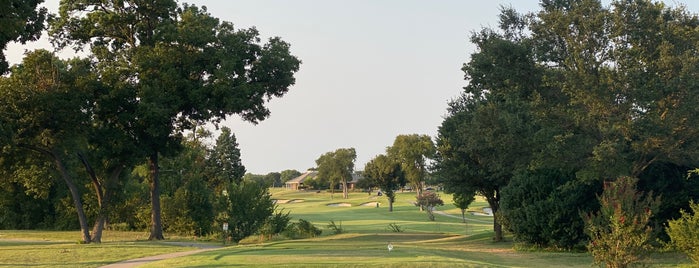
[
  {"left": 274, "top": 199, "right": 304, "bottom": 204},
  {"left": 471, "top": 207, "right": 494, "bottom": 216},
  {"left": 360, "top": 202, "right": 380, "bottom": 207},
  {"left": 327, "top": 203, "right": 352, "bottom": 207}
]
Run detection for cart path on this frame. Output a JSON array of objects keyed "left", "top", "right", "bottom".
[{"left": 100, "top": 242, "right": 222, "bottom": 268}]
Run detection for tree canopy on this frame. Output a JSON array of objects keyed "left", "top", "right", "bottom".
[
  {"left": 315, "top": 148, "right": 356, "bottom": 199},
  {"left": 434, "top": 0, "right": 699, "bottom": 243},
  {"left": 363, "top": 154, "right": 405, "bottom": 212},
  {"left": 49, "top": 0, "right": 300, "bottom": 240},
  {"left": 0, "top": 0, "right": 47, "bottom": 73}
]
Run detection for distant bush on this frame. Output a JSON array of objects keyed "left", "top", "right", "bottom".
[
  {"left": 259, "top": 209, "right": 291, "bottom": 240},
  {"left": 387, "top": 223, "right": 404, "bottom": 233},
  {"left": 284, "top": 219, "right": 322, "bottom": 239},
  {"left": 327, "top": 220, "right": 344, "bottom": 234}
]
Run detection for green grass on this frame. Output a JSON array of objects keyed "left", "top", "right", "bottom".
[
  {"left": 0, "top": 230, "right": 201, "bottom": 268},
  {"left": 0, "top": 190, "right": 693, "bottom": 267}
]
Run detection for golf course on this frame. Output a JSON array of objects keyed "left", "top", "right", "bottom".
[{"left": 0, "top": 189, "right": 692, "bottom": 267}]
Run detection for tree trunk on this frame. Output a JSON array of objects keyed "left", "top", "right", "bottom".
[
  {"left": 388, "top": 197, "right": 394, "bottom": 212},
  {"left": 461, "top": 209, "right": 466, "bottom": 223},
  {"left": 148, "top": 154, "right": 165, "bottom": 240},
  {"left": 22, "top": 145, "right": 91, "bottom": 243},
  {"left": 53, "top": 155, "right": 91, "bottom": 244},
  {"left": 342, "top": 177, "right": 348, "bottom": 199},
  {"left": 78, "top": 152, "right": 104, "bottom": 243},
  {"left": 487, "top": 190, "right": 502, "bottom": 242}
]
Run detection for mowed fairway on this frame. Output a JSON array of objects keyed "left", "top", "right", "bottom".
[
  {"left": 0, "top": 189, "right": 691, "bottom": 267},
  {"left": 142, "top": 189, "right": 688, "bottom": 267}
]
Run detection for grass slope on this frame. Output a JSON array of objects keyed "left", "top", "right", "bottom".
[
  {"left": 145, "top": 189, "right": 690, "bottom": 267},
  {"left": 0, "top": 189, "right": 691, "bottom": 267}
]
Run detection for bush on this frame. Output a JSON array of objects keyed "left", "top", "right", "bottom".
[
  {"left": 583, "top": 176, "right": 660, "bottom": 268},
  {"left": 667, "top": 201, "right": 699, "bottom": 265},
  {"left": 259, "top": 209, "right": 291, "bottom": 240},
  {"left": 387, "top": 223, "right": 404, "bottom": 232},
  {"left": 284, "top": 219, "right": 322, "bottom": 239},
  {"left": 327, "top": 220, "right": 344, "bottom": 234},
  {"left": 224, "top": 181, "right": 275, "bottom": 244},
  {"left": 415, "top": 191, "right": 444, "bottom": 221},
  {"left": 500, "top": 169, "right": 601, "bottom": 250}
]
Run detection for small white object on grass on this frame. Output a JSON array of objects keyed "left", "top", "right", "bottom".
[{"left": 387, "top": 242, "right": 393, "bottom": 252}]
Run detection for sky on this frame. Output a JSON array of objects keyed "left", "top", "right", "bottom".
[{"left": 5, "top": 1, "right": 698, "bottom": 174}]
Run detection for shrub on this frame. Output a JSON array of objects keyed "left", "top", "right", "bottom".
[
  {"left": 500, "top": 169, "right": 601, "bottom": 250},
  {"left": 416, "top": 191, "right": 444, "bottom": 221},
  {"left": 284, "top": 219, "right": 322, "bottom": 239},
  {"left": 259, "top": 209, "right": 291, "bottom": 240},
  {"left": 667, "top": 201, "right": 699, "bottom": 265},
  {"left": 327, "top": 220, "right": 344, "bottom": 234},
  {"left": 583, "top": 176, "right": 660, "bottom": 268},
  {"left": 387, "top": 223, "right": 404, "bottom": 232}
]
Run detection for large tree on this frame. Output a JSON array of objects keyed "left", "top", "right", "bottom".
[
  {"left": 315, "top": 148, "right": 356, "bottom": 199},
  {"left": 386, "top": 134, "right": 435, "bottom": 200},
  {"left": 433, "top": 27, "right": 540, "bottom": 242},
  {"left": 363, "top": 154, "right": 405, "bottom": 212},
  {"left": 51, "top": 0, "right": 300, "bottom": 240},
  {"left": 0, "top": 50, "right": 95, "bottom": 243},
  {"left": 436, "top": 0, "right": 699, "bottom": 243},
  {"left": 0, "top": 0, "right": 47, "bottom": 73}
]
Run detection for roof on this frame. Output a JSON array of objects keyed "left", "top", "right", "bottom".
[{"left": 286, "top": 171, "right": 317, "bottom": 184}]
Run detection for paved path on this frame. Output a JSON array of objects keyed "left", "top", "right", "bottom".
[{"left": 100, "top": 242, "right": 222, "bottom": 268}]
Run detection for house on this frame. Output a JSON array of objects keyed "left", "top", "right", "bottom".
[
  {"left": 285, "top": 170, "right": 365, "bottom": 191},
  {"left": 285, "top": 171, "right": 317, "bottom": 190}
]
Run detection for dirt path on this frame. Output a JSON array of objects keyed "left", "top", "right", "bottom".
[{"left": 100, "top": 242, "right": 222, "bottom": 268}]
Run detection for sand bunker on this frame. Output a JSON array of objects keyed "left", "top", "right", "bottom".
[
  {"left": 274, "top": 199, "right": 304, "bottom": 204},
  {"left": 360, "top": 202, "right": 380, "bottom": 207},
  {"left": 326, "top": 203, "right": 352, "bottom": 207}
]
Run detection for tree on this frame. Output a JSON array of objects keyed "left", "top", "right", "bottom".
[
  {"left": 51, "top": 1, "right": 300, "bottom": 240},
  {"left": 0, "top": 0, "right": 47, "bottom": 73},
  {"left": 452, "top": 192, "right": 475, "bottom": 224},
  {"left": 280, "top": 169, "right": 302, "bottom": 184},
  {"left": 206, "top": 127, "right": 246, "bottom": 194},
  {"left": 387, "top": 134, "right": 435, "bottom": 200},
  {"left": 265, "top": 172, "right": 282, "bottom": 188},
  {"left": 415, "top": 191, "right": 444, "bottom": 221},
  {"left": 315, "top": 148, "right": 356, "bottom": 199},
  {"left": 224, "top": 181, "right": 275, "bottom": 244},
  {"left": 583, "top": 177, "right": 660, "bottom": 268},
  {"left": 433, "top": 27, "right": 539, "bottom": 241},
  {"left": 0, "top": 50, "right": 95, "bottom": 243},
  {"left": 363, "top": 154, "right": 405, "bottom": 212}
]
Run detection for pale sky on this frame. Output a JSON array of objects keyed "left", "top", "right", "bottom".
[{"left": 5, "top": 1, "right": 698, "bottom": 174}]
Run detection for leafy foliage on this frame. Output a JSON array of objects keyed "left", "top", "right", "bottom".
[
  {"left": 224, "top": 181, "right": 275, "bottom": 244},
  {"left": 500, "top": 169, "right": 601, "bottom": 250},
  {"left": 452, "top": 192, "right": 475, "bottom": 224},
  {"left": 667, "top": 201, "right": 699, "bottom": 265},
  {"left": 415, "top": 191, "right": 444, "bottom": 221},
  {"left": 259, "top": 209, "right": 291, "bottom": 240},
  {"left": 387, "top": 134, "right": 435, "bottom": 198},
  {"left": 315, "top": 148, "right": 356, "bottom": 199},
  {"left": 583, "top": 177, "right": 660, "bottom": 268},
  {"left": 285, "top": 219, "right": 322, "bottom": 239},
  {"left": 327, "top": 220, "right": 344, "bottom": 234},
  {"left": 363, "top": 154, "right": 405, "bottom": 212},
  {"left": 0, "top": 0, "right": 47, "bottom": 73},
  {"left": 206, "top": 127, "right": 246, "bottom": 193}
]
